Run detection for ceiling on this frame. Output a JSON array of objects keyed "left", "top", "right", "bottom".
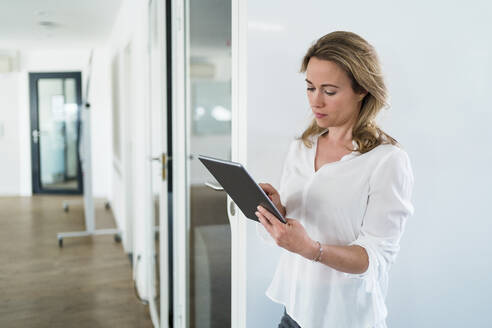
[{"left": 0, "top": 0, "right": 122, "bottom": 50}]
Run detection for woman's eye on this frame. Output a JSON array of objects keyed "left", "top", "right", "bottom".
[
  {"left": 324, "top": 90, "right": 336, "bottom": 96},
  {"left": 307, "top": 87, "right": 315, "bottom": 92}
]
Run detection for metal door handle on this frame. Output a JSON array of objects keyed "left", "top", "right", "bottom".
[
  {"left": 149, "top": 154, "right": 169, "bottom": 181},
  {"left": 229, "top": 200, "right": 236, "bottom": 216},
  {"left": 204, "top": 181, "right": 223, "bottom": 191},
  {"left": 149, "top": 155, "right": 172, "bottom": 162}
]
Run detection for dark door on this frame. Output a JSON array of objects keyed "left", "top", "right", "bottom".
[{"left": 29, "top": 72, "right": 83, "bottom": 195}]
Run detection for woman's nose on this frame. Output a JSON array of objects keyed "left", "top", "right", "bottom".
[{"left": 311, "top": 90, "right": 324, "bottom": 107}]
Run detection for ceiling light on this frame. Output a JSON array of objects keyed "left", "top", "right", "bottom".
[{"left": 38, "top": 21, "right": 58, "bottom": 29}]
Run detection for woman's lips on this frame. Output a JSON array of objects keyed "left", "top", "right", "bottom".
[{"left": 314, "top": 112, "right": 327, "bottom": 118}]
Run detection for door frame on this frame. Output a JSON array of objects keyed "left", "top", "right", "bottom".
[
  {"left": 165, "top": 0, "right": 174, "bottom": 325},
  {"left": 230, "top": 0, "right": 248, "bottom": 327},
  {"left": 29, "top": 71, "right": 84, "bottom": 195},
  {"left": 171, "top": 0, "right": 188, "bottom": 327},
  {"left": 147, "top": 0, "right": 171, "bottom": 326}
]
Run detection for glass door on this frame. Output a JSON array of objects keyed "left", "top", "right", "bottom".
[
  {"left": 173, "top": 0, "right": 232, "bottom": 327},
  {"left": 188, "top": 1, "right": 232, "bottom": 327},
  {"left": 29, "top": 72, "right": 83, "bottom": 194}
]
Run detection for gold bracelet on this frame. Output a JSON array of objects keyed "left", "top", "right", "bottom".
[{"left": 313, "top": 241, "right": 323, "bottom": 262}]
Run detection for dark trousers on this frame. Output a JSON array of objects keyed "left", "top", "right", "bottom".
[{"left": 278, "top": 308, "right": 301, "bottom": 328}]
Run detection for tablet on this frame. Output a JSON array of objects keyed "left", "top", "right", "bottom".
[{"left": 198, "top": 154, "right": 286, "bottom": 224}]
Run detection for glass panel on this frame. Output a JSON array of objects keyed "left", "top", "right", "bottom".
[
  {"left": 191, "top": 80, "right": 231, "bottom": 136},
  {"left": 188, "top": 0, "right": 232, "bottom": 327},
  {"left": 38, "top": 78, "right": 80, "bottom": 190}
]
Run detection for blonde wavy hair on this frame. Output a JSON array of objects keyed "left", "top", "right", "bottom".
[{"left": 299, "top": 31, "right": 398, "bottom": 153}]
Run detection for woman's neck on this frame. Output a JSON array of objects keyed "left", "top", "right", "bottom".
[{"left": 322, "top": 124, "right": 354, "bottom": 147}]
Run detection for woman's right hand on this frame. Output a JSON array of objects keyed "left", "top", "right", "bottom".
[{"left": 259, "top": 183, "right": 286, "bottom": 217}]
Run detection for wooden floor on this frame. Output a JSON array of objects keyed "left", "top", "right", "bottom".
[{"left": 0, "top": 195, "right": 153, "bottom": 328}]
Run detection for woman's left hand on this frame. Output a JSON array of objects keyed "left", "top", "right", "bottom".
[{"left": 256, "top": 205, "right": 317, "bottom": 260}]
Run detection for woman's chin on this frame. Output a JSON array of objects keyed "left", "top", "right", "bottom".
[{"left": 314, "top": 118, "right": 330, "bottom": 128}]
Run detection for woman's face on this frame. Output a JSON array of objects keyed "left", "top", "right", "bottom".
[{"left": 305, "top": 57, "right": 366, "bottom": 129}]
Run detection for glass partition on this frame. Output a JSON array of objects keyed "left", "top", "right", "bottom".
[{"left": 187, "top": 0, "right": 232, "bottom": 326}]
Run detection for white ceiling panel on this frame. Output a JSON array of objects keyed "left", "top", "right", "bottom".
[{"left": 0, "top": 0, "right": 122, "bottom": 49}]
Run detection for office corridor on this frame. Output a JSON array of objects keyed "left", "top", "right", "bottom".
[{"left": 0, "top": 196, "right": 152, "bottom": 328}]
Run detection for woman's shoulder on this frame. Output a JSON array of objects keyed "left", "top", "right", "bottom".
[
  {"left": 368, "top": 143, "right": 413, "bottom": 180},
  {"left": 369, "top": 142, "right": 410, "bottom": 160},
  {"left": 287, "top": 137, "right": 309, "bottom": 152}
]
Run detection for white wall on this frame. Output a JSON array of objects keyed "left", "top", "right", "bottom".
[
  {"left": 106, "top": 0, "right": 151, "bottom": 299},
  {"left": 245, "top": 1, "right": 492, "bottom": 327},
  {"left": 0, "top": 73, "right": 21, "bottom": 195}
]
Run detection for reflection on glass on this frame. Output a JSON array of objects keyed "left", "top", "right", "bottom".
[
  {"left": 192, "top": 80, "right": 231, "bottom": 135},
  {"left": 154, "top": 193, "right": 160, "bottom": 315},
  {"left": 188, "top": 0, "right": 232, "bottom": 327},
  {"left": 38, "top": 78, "right": 80, "bottom": 190}
]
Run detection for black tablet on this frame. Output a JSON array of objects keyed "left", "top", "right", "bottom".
[{"left": 198, "top": 154, "right": 286, "bottom": 224}]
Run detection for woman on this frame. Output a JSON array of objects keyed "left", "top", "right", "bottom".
[{"left": 256, "top": 31, "right": 414, "bottom": 328}]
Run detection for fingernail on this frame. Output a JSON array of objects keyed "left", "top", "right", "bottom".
[
  {"left": 255, "top": 211, "right": 259, "bottom": 216},
  {"left": 257, "top": 206, "right": 261, "bottom": 210}
]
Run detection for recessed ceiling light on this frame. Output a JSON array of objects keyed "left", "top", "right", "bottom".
[{"left": 38, "top": 21, "right": 58, "bottom": 29}]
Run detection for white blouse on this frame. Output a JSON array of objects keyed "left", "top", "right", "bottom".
[{"left": 258, "top": 128, "right": 415, "bottom": 328}]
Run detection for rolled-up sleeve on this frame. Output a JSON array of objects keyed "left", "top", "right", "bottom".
[{"left": 345, "top": 149, "right": 415, "bottom": 300}]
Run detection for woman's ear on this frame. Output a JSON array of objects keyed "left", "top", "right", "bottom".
[{"left": 358, "top": 91, "right": 368, "bottom": 102}]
